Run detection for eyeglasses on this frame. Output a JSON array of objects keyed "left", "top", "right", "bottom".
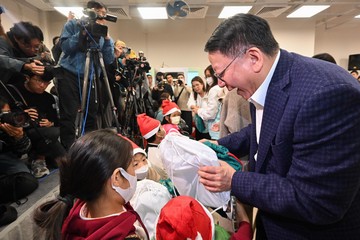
[
  {"left": 19, "top": 41, "right": 40, "bottom": 51},
  {"left": 33, "top": 78, "right": 50, "bottom": 86},
  {"left": 213, "top": 50, "right": 246, "bottom": 82}
]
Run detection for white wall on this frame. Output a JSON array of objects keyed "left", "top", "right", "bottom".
[{"left": 1, "top": 0, "right": 360, "bottom": 72}]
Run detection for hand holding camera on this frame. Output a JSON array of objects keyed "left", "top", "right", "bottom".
[
  {"left": 25, "top": 108, "right": 39, "bottom": 122},
  {"left": 0, "top": 123, "right": 24, "bottom": 140}
]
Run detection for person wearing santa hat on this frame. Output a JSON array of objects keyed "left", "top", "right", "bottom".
[
  {"left": 161, "top": 99, "right": 181, "bottom": 134},
  {"left": 136, "top": 113, "right": 167, "bottom": 179},
  {"left": 119, "top": 134, "right": 161, "bottom": 182}
]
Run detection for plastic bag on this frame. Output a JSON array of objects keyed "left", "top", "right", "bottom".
[{"left": 159, "top": 132, "right": 230, "bottom": 208}]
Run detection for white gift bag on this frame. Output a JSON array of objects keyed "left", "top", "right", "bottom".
[
  {"left": 159, "top": 132, "right": 230, "bottom": 208},
  {"left": 130, "top": 179, "right": 172, "bottom": 239}
]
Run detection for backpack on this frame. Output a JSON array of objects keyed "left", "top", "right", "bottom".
[{"left": 0, "top": 172, "right": 38, "bottom": 204}]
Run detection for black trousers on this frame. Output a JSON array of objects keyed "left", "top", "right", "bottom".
[
  {"left": 25, "top": 126, "right": 66, "bottom": 166},
  {"left": 57, "top": 68, "right": 101, "bottom": 150}
]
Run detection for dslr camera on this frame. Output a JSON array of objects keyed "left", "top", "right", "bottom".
[{"left": 0, "top": 111, "right": 30, "bottom": 128}]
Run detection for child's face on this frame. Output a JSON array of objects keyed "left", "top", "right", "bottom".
[{"left": 133, "top": 153, "right": 148, "bottom": 170}]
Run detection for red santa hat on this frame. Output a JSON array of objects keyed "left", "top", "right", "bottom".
[
  {"left": 117, "top": 134, "right": 146, "bottom": 156},
  {"left": 162, "top": 100, "right": 181, "bottom": 116},
  {"left": 136, "top": 113, "right": 161, "bottom": 139},
  {"left": 155, "top": 196, "right": 214, "bottom": 240}
]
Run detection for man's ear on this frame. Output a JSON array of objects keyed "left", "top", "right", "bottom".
[{"left": 247, "top": 47, "right": 263, "bottom": 73}]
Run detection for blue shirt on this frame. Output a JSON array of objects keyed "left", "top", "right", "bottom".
[{"left": 59, "top": 19, "right": 114, "bottom": 77}]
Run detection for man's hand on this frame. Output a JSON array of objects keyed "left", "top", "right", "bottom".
[
  {"left": 39, "top": 118, "right": 53, "bottom": 128},
  {"left": 198, "top": 160, "right": 236, "bottom": 192},
  {"left": 23, "top": 60, "right": 44, "bottom": 75},
  {"left": 0, "top": 123, "right": 24, "bottom": 140},
  {"left": 24, "top": 108, "right": 38, "bottom": 122}
]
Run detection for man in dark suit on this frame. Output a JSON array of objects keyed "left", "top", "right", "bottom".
[{"left": 198, "top": 14, "right": 360, "bottom": 239}]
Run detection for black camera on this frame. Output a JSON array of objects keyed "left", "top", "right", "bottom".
[
  {"left": 0, "top": 111, "right": 30, "bottom": 128},
  {"left": 81, "top": 8, "right": 117, "bottom": 39},
  {"left": 157, "top": 80, "right": 166, "bottom": 89},
  {"left": 125, "top": 59, "right": 151, "bottom": 73}
]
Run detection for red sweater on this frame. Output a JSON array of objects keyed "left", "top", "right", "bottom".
[{"left": 62, "top": 200, "right": 148, "bottom": 240}]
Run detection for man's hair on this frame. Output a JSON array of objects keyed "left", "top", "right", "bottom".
[
  {"left": 86, "top": 1, "right": 107, "bottom": 11},
  {"left": 52, "top": 36, "right": 60, "bottom": 46},
  {"left": 204, "top": 14, "right": 279, "bottom": 58},
  {"left": 9, "top": 22, "right": 44, "bottom": 44},
  {"left": 350, "top": 70, "right": 358, "bottom": 74},
  {"left": 312, "top": 53, "right": 337, "bottom": 64}
]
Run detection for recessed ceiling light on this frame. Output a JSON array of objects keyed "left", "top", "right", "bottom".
[
  {"left": 54, "top": 7, "right": 85, "bottom": 19},
  {"left": 355, "top": 15, "right": 360, "bottom": 18},
  {"left": 138, "top": 7, "right": 168, "bottom": 19},
  {"left": 287, "top": 5, "right": 330, "bottom": 18},
  {"left": 218, "top": 6, "right": 252, "bottom": 19}
]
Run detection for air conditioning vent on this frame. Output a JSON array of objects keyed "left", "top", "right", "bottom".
[
  {"left": 256, "top": 5, "right": 291, "bottom": 18},
  {"left": 108, "top": 6, "right": 130, "bottom": 19}
]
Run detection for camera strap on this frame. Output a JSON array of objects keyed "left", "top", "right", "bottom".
[
  {"left": 6, "top": 84, "right": 28, "bottom": 107},
  {"left": 174, "top": 87, "right": 185, "bottom": 104}
]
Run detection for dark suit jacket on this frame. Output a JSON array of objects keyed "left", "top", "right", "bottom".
[{"left": 219, "top": 50, "right": 360, "bottom": 239}]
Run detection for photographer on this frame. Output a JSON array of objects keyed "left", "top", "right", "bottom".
[
  {"left": 151, "top": 72, "right": 174, "bottom": 103},
  {"left": 56, "top": 1, "right": 114, "bottom": 150},
  {"left": 0, "top": 96, "right": 38, "bottom": 204},
  {"left": 105, "top": 40, "right": 129, "bottom": 124},
  {"left": 174, "top": 73, "right": 192, "bottom": 133},
  {"left": 7, "top": 71, "right": 66, "bottom": 178},
  {"left": 0, "top": 21, "right": 45, "bottom": 86}
]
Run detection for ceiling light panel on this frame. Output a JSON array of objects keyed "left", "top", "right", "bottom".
[
  {"left": 287, "top": 5, "right": 330, "bottom": 18},
  {"left": 218, "top": 6, "right": 252, "bottom": 19}
]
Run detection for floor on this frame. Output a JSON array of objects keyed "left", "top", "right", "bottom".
[{"left": 0, "top": 169, "right": 60, "bottom": 240}]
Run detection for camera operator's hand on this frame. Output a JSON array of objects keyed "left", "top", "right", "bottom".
[
  {"left": 0, "top": 123, "right": 24, "bottom": 140},
  {"left": 23, "top": 59, "right": 44, "bottom": 76},
  {"left": 39, "top": 118, "right": 53, "bottom": 128},
  {"left": 24, "top": 108, "right": 39, "bottom": 122}
]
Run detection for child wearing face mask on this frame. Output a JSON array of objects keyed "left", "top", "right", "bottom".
[
  {"left": 33, "top": 129, "right": 149, "bottom": 240},
  {"left": 137, "top": 114, "right": 168, "bottom": 180},
  {"left": 161, "top": 100, "right": 182, "bottom": 134},
  {"left": 119, "top": 134, "right": 161, "bottom": 182}
]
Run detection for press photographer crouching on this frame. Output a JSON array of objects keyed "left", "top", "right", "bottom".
[
  {"left": 56, "top": 1, "right": 115, "bottom": 150},
  {"left": 0, "top": 96, "right": 38, "bottom": 207},
  {"left": 7, "top": 69, "right": 66, "bottom": 178}
]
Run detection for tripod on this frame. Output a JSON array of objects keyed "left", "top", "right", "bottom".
[
  {"left": 121, "top": 68, "right": 148, "bottom": 146},
  {"left": 75, "top": 46, "right": 120, "bottom": 138}
]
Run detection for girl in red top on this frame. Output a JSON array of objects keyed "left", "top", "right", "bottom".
[{"left": 33, "top": 129, "right": 149, "bottom": 240}]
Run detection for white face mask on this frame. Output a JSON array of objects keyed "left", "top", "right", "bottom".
[
  {"left": 135, "top": 164, "right": 149, "bottom": 180},
  {"left": 112, "top": 168, "right": 137, "bottom": 203},
  {"left": 206, "top": 77, "right": 213, "bottom": 86},
  {"left": 170, "top": 116, "right": 181, "bottom": 125}
]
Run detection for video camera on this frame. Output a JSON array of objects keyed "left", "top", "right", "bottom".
[
  {"left": 80, "top": 1, "right": 117, "bottom": 39},
  {"left": 0, "top": 111, "right": 30, "bottom": 128},
  {"left": 125, "top": 51, "right": 151, "bottom": 74}
]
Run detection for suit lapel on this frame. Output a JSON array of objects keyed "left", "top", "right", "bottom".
[{"left": 255, "top": 50, "right": 291, "bottom": 173}]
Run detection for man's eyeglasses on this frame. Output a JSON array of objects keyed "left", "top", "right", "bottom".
[
  {"left": 33, "top": 78, "right": 50, "bottom": 85},
  {"left": 213, "top": 50, "right": 246, "bottom": 82},
  {"left": 20, "top": 41, "right": 40, "bottom": 51}
]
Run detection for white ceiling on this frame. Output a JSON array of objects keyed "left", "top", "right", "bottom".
[{"left": 22, "top": 0, "right": 360, "bottom": 27}]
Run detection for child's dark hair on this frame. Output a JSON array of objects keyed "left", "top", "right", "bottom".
[{"left": 33, "top": 129, "right": 133, "bottom": 240}]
